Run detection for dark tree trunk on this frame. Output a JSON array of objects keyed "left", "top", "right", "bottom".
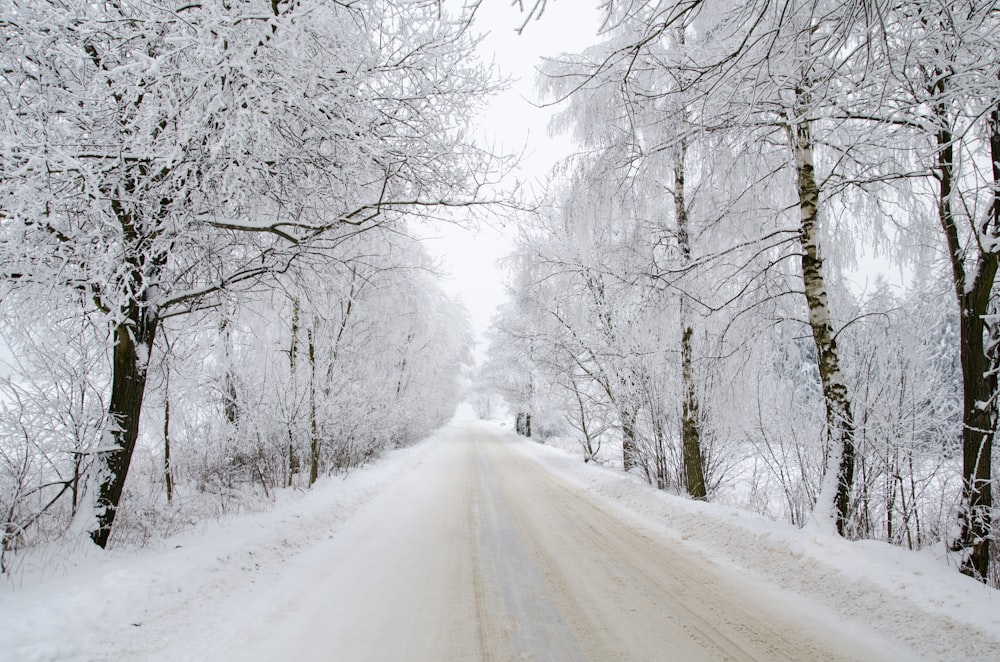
[
  {"left": 621, "top": 406, "right": 638, "bottom": 471},
  {"left": 288, "top": 297, "right": 300, "bottom": 487},
  {"left": 674, "top": 134, "right": 707, "bottom": 500},
  {"left": 308, "top": 322, "right": 319, "bottom": 486},
  {"left": 937, "top": 88, "right": 999, "bottom": 581},
  {"left": 163, "top": 366, "right": 173, "bottom": 504},
  {"left": 87, "top": 185, "right": 166, "bottom": 548},
  {"left": 90, "top": 312, "right": 158, "bottom": 548},
  {"left": 516, "top": 412, "right": 532, "bottom": 437},
  {"left": 220, "top": 316, "right": 239, "bottom": 428},
  {"left": 955, "top": 300, "right": 995, "bottom": 580},
  {"left": 681, "top": 317, "right": 707, "bottom": 499}
]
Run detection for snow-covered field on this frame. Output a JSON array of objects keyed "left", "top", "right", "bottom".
[{"left": 2, "top": 417, "right": 999, "bottom": 660}]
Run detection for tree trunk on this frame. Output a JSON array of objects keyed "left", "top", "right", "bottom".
[
  {"left": 90, "top": 311, "right": 158, "bottom": 548},
  {"left": 515, "top": 412, "right": 533, "bottom": 437},
  {"left": 621, "top": 406, "right": 638, "bottom": 471},
  {"left": 288, "top": 297, "right": 300, "bottom": 488},
  {"left": 88, "top": 189, "right": 166, "bottom": 548},
  {"left": 680, "top": 311, "right": 707, "bottom": 498},
  {"left": 953, "top": 227, "right": 996, "bottom": 585},
  {"left": 308, "top": 322, "right": 319, "bottom": 486},
  {"left": 675, "top": 135, "right": 708, "bottom": 499},
  {"left": 937, "top": 91, "right": 998, "bottom": 580},
  {"left": 220, "top": 315, "right": 239, "bottom": 428},
  {"left": 790, "top": 117, "right": 856, "bottom": 536},
  {"left": 163, "top": 365, "right": 173, "bottom": 504}
]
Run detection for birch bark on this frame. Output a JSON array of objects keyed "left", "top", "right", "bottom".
[
  {"left": 790, "top": 115, "right": 856, "bottom": 536},
  {"left": 675, "top": 137, "right": 707, "bottom": 499}
]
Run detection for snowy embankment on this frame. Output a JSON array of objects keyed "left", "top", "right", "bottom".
[
  {"left": 530, "top": 432, "right": 1000, "bottom": 659},
  {"left": 2, "top": 418, "right": 999, "bottom": 660},
  {"left": 0, "top": 439, "right": 436, "bottom": 661}
]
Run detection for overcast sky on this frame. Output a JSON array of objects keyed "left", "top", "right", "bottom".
[{"left": 418, "top": 2, "right": 602, "bottom": 358}]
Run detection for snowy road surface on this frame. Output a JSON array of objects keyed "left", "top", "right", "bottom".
[
  {"left": 8, "top": 419, "right": 1000, "bottom": 660},
  {"left": 99, "top": 421, "right": 879, "bottom": 660}
]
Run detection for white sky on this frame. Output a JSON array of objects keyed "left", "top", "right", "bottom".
[
  {"left": 419, "top": 2, "right": 909, "bottom": 350},
  {"left": 418, "top": 2, "right": 602, "bottom": 357}
]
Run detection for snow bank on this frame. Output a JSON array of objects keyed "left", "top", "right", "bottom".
[
  {"left": 0, "top": 433, "right": 443, "bottom": 662},
  {"left": 521, "top": 430, "right": 1000, "bottom": 660}
]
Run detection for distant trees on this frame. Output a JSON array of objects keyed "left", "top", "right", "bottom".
[
  {"left": 484, "top": 0, "right": 1000, "bottom": 583},
  {"left": 1, "top": 0, "right": 493, "bottom": 552},
  {"left": 151, "top": 232, "right": 471, "bottom": 495}
]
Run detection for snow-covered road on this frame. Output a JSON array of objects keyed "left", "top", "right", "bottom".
[
  {"left": 89, "top": 421, "right": 884, "bottom": 660},
  {"left": 7, "top": 419, "right": 1000, "bottom": 660},
  {"left": 456, "top": 422, "right": 883, "bottom": 660}
]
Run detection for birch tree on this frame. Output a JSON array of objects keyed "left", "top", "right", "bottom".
[
  {"left": 605, "top": 0, "right": 861, "bottom": 530},
  {"left": 540, "top": 19, "right": 710, "bottom": 489},
  {"left": 530, "top": 0, "right": 886, "bottom": 529}
]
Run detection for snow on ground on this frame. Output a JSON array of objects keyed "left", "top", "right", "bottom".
[
  {"left": 0, "top": 436, "right": 440, "bottom": 662},
  {"left": 531, "top": 432, "right": 1000, "bottom": 659},
  {"left": 2, "top": 416, "right": 1000, "bottom": 660}
]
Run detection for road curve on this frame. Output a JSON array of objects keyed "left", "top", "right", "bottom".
[{"left": 111, "top": 420, "right": 886, "bottom": 661}]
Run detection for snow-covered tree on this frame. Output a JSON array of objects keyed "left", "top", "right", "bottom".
[
  {"left": 486, "top": 0, "right": 997, "bottom": 584},
  {"left": 0, "top": 0, "right": 497, "bottom": 547}
]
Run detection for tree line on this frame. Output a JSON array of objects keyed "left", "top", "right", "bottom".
[
  {"left": 479, "top": 0, "right": 999, "bottom": 584},
  {"left": 0, "top": 0, "right": 493, "bottom": 566}
]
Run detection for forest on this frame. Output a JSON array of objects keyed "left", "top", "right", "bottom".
[{"left": 2, "top": 0, "right": 999, "bottom": 590}]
